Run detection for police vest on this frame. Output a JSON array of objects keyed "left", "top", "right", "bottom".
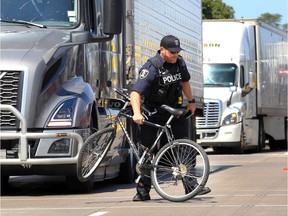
[{"left": 144, "top": 56, "right": 184, "bottom": 108}]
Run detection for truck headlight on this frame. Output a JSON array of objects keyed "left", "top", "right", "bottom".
[
  {"left": 222, "top": 113, "right": 237, "bottom": 125},
  {"left": 47, "top": 98, "right": 76, "bottom": 127}
]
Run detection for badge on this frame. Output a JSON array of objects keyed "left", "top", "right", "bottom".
[
  {"left": 174, "top": 39, "right": 180, "bottom": 47},
  {"left": 139, "top": 69, "right": 149, "bottom": 79}
]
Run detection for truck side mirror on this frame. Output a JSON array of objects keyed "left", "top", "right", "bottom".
[
  {"left": 248, "top": 69, "right": 256, "bottom": 89},
  {"left": 229, "top": 86, "right": 237, "bottom": 92},
  {"left": 103, "top": 0, "right": 123, "bottom": 35},
  {"left": 241, "top": 70, "right": 255, "bottom": 97}
]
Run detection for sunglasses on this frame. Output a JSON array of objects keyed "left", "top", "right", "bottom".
[{"left": 169, "top": 50, "right": 180, "bottom": 54}]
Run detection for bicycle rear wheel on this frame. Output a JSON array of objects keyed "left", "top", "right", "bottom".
[
  {"left": 151, "top": 139, "right": 210, "bottom": 202},
  {"left": 77, "top": 127, "right": 116, "bottom": 182}
]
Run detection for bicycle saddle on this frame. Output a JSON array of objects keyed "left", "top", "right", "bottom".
[
  {"left": 160, "top": 104, "right": 193, "bottom": 119},
  {"left": 160, "top": 105, "right": 185, "bottom": 116}
]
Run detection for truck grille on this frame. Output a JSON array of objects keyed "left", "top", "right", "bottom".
[
  {"left": 196, "top": 99, "right": 221, "bottom": 128},
  {"left": 0, "top": 70, "right": 22, "bottom": 127}
]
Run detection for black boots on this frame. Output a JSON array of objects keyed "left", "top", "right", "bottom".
[
  {"left": 197, "top": 187, "right": 211, "bottom": 195},
  {"left": 133, "top": 192, "right": 151, "bottom": 201}
]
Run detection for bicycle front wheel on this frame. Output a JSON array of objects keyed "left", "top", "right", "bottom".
[
  {"left": 77, "top": 127, "right": 116, "bottom": 182},
  {"left": 151, "top": 139, "right": 210, "bottom": 202}
]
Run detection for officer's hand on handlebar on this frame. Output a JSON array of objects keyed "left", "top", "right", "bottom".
[
  {"left": 186, "top": 102, "right": 196, "bottom": 115},
  {"left": 132, "top": 113, "right": 145, "bottom": 125}
]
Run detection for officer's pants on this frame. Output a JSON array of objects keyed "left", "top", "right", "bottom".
[{"left": 136, "top": 111, "right": 189, "bottom": 195}]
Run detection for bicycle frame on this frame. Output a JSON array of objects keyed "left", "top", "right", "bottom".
[
  {"left": 78, "top": 89, "right": 210, "bottom": 201},
  {"left": 77, "top": 89, "right": 210, "bottom": 202},
  {"left": 113, "top": 98, "right": 176, "bottom": 166}
]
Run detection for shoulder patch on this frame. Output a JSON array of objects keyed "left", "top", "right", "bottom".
[{"left": 139, "top": 69, "right": 149, "bottom": 79}]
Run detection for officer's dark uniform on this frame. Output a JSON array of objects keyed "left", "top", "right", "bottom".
[{"left": 131, "top": 51, "right": 191, "bottom": 199}]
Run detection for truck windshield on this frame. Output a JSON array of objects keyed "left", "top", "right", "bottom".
[
  {"left": 0, "top": 0, "right": 77, "bottom": 27},
  {"left": 203, "top": 64, "right": 237, "bottom": 87}
]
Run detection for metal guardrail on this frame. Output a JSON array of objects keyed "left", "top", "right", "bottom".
[{"left": 0, "top": 105, "right": 83, "bottom": 167}]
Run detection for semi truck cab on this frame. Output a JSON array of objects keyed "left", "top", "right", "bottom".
[
  {"left": 0, "top": 0, "right": 127, "bottom": 192},
  {"left": 197, "top": 20, "right": 287, "bottom": 153}
]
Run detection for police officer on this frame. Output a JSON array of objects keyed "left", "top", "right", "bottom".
[{"left": 130, "top": 35, "right": 211, "bottom": 201}]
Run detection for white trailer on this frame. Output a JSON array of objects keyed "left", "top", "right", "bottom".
[{"left": 196, "top": 19, "right": 287, "bottom": 153}]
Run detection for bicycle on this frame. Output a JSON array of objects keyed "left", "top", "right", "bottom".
[{"left": 77, "top": 88, "right": 210, "bottom": 202}]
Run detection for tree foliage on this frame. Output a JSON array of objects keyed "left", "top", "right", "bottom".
[
  {"left": 258, "top": 13, "right": 282, "bottom": 27},
  {"left": 202, "top": 0, "right": 235, "bottom": 19},
  {"left": 258, "top": 13, "right": 287, "bottom": 31},
  {"left": 201, "top": 1, "right": 287, "bottom": 31}
]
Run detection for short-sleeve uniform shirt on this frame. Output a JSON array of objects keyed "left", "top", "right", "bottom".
[{"left": 132, "top": 51, "right": 190, "bottom": 99}]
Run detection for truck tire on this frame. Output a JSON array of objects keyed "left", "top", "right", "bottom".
[
  {"left": 116, "top": 119, "right": 137, "bottom": 183},
  {"left": 267, "top": 134, "right": 277, "bottom": 151},
  {"left": 66, "top": 175, "right": 94, "bottom": 193},
  {"left": 116, "top": 151, "right": 136, "bottom": 184},
  {"left": 212, "top": 147, "right": 221, "bottom": 153},
  {"left": 258, "top": 118, "right": 266, "bottom": 152},
  {"left": 1, "top": 176, "right": 9, "bottom": 194},
  {"left": 234, "top": 126, "right": 245, "bottom": 154},
  {"left": 278, "top": 140, "right": 287, "bottom": 150}
]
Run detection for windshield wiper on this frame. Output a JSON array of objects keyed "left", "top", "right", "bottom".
[
  {"left": 0, "top": 19, "right": 47, "bottom": 28},
  {"left": 204, "top": 83, "right": 227, "bottom": 87}
]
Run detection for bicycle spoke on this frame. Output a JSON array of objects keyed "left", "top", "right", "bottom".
[
  {"left": 151, "top": 139, "right": 210, "bottom": 202},
  {"left": 77, "top": 127, "right": 115, "bottom": 182}
]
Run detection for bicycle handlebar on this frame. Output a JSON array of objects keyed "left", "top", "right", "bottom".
[
  {"left": 114, "top": 88, "right": 130, "bottom": 102},
  {"left": 114, "top": 88, "right": 151, "bottom": 114},
  {"left": 114, "top": 88, "right": 193, "bottom": 119}
]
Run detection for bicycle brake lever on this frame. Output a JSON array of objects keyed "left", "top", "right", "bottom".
[
  {"left": 142, "top": 112, "right": 148, "bottom": 120},
  {"left": 179, "top": 110, "right": 194, "bottom": 119},
  {"left": 141, "top": 106, "right": 157, "bottom": 117},
  {"left": 149, "top": 109, "right": 158, "bottom": 116}
]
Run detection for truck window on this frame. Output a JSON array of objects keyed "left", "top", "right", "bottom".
[
  {"left": 1, "top": 0, "right": 77, "bottom": 27},
  {"left": 203, "top": 64, "right": 237, "bottom": 87}
]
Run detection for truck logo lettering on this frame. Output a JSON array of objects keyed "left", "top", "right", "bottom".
[
  {"left": 0, "top": 72, "right": 7, "bottom": 80},
  {"left": 203, "top": 43, "right": 221, "bottom": 47},
  {"left": 109, "top": 101, "right": 122, "bottom": 108}
]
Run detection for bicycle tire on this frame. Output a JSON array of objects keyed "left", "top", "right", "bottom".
[
  {"left": 151, "top": 139, "right": 210, "bottom": 202},
  {"left": 77, "top": 127, "right": 116, "bottom": 182}
]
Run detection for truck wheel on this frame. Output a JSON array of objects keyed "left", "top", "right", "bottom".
[
  {"left": 1, "top": 176, "right": 9, "bottom": 194},
  {"left": 116, "top": 119, "right": 137, "bottom": 183},
  {"left": 258, "top": 118, "right": 266, "bottom": 152},
  {"left": 66, "top": 175, "right": 94, "bottom": 193},
  {"left": 278, "top": 140, "right": 287, "bottom": 150},
  {"left": 116, "top": 150, "right": 136, "bottom": 183},
  {"left": 267, "top": 134, "right": 278, "bottom": 151},
  {"left": 212, "top": 147, "right": 226, "bottom": 153},
  {"left": 234, "top": 126, "right": 245, "bottom": 154}
]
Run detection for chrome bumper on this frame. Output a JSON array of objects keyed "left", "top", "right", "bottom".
[{"left": 0, "top": 105, "right": 83, "bottom": 168}]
